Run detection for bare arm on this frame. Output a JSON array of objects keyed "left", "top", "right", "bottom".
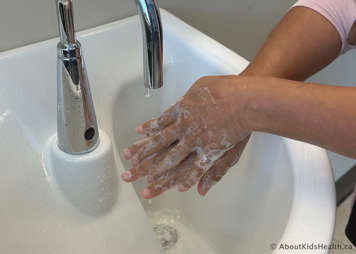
[
  {"left": 239, "top": 7, "right": 356, "bottom": 156},
  {"left": 241, "top": 6, "right": 341, "bottom": 80},
  {"left": 241, "top": 77, "right": 356, "bottom": 158}
]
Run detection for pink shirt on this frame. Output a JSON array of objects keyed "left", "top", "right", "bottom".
[{"left": 293, "top": 0, "right": 356, "bottom": 54}]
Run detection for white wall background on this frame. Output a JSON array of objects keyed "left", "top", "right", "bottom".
[{"left": 0, "top": 0, "right": 355, "bottom": 179}]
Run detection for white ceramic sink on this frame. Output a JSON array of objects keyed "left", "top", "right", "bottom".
[{"left": 0, "top": 9, "right": 335, "bottom": 254}]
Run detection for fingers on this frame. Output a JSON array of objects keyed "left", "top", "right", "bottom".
[
  {"left": 123, "top": 125, "right": 182, "bottom": 164},
  {"left": 121, "top": 139, "right": 181, "bottom": 182},
  {"left": 141, "top": 154, "right": 195, "bottom": 199},
  {"left": 124, "top": 137, "right": 249, "bottom": 199},
  {"left": 137, "top": 104, "right": 179, "bottom": 134},
  {"left": 149, "top": 137, "right": 195, "bottom": 176},
  {"left": 197, "top": 137, "right": 249, "bottom": 196},
  {"left": 122, "top": 136, "right": 194, "bottom": 182},
  {"left": 121, "top": 150, "right": 168, "bottom": 182},
  {"left": 177, "top": 153, "right": 206, "bottom": 192}
]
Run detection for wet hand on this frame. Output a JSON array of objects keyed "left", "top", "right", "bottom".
[{"left": 121, "top": 76, "right": 251, "bottom": 198}]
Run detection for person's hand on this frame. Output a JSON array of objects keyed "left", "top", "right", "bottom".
[{"left": 121, "top": 75, "right": 251, "bottom": 198}]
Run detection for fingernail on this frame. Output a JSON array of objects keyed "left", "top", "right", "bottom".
[
  {"left": 199, "top": 188, "right": 209, "bottom": 196},
  {"left": 136, "top": 125, "right": 143, "bottom": 134},
  {"left": 201, "top": 180, "right": 216, "bottom": 196},
  {"left": 131, "top": 158, "right": 139, "bottom": 166},
  {"left": 121, "top": 171, "right": 132, "bottom": 181},
  {"left": 178, "top": 184, "right": 188, "bottom": 192},
  {"left": 123, "top": 149, "right": 131, "bottom": 159},
  {"left": 142, "top": 188, "right": 152, "bottom": 199}
]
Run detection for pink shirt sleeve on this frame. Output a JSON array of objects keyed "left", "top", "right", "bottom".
[{"left": 292, "top": 0, "right": 356, "bottom": 54}]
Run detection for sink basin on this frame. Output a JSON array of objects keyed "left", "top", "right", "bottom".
[{"left": 0, "top": 9, "right": 335, "bottom": 254}]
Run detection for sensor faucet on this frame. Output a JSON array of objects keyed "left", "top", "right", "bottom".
[
  {"left": 55, "top": 0, "right": 163, "bottom": 154},
  {"left": 55, "top": 0, "right": 99, "bottom": 155}
]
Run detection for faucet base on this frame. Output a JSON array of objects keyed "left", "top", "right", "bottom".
[{"left": 46, "top": 130, "right": 118, "bottom": 216}]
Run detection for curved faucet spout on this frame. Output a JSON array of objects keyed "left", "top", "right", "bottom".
[{"left": 135, "top": 0, "right": 164, "bottom": 90}]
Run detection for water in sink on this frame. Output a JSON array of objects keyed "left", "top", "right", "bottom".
[{"left": 148, "top": 209, "right": 218, "bottom": 254}]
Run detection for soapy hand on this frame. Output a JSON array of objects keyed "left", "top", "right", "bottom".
[{"left": 121, "top": 75, "right": 250, "bottom": 199}]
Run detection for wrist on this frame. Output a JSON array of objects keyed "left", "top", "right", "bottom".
[
  {"left": 231, "top": 76, "right": 265, "bottom": 133},
  {"left": 217, "top": 75, "right": 255, "bottom": 133},
  {"left": 203, "top": 75, "right": 262, "bottom": 134},
  {"left": 236, "top": 77, "right": 256, "bottom": 132}
]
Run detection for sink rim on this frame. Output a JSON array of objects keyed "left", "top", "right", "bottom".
[{"left": 274, "top": 137, "right": 335, "bottom": 252}]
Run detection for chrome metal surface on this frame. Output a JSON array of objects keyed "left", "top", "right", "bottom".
[
  {"left": 56, "top": 0, "right": 76, "bottom": 45},
  {"left": 55, "top": 0, "right": 99, "bottom": 154},
  {"left": 135, "top": 0, "right": 164, "bottom": 90},
  {"left": 54, "top": 0, "right": 163, "bottom": 153}
]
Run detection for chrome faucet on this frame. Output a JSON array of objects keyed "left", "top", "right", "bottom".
[
  {"left": 55, "top": 0, "right": 99, "bottom": 154},
  {"left": 135, "top": 0, "right": 164, "bottom": 90},
  {"left": 55, "top": 0, "right": 163, "bottom": 154}
]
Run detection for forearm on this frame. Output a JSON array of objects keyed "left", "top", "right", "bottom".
[
  {"left": 239, "top": 77, "right": 356, "bottom": 158},
  {"left": 236, "top": 6, "right": 350, "bottom": 155},
  {"left": 241, "top": 6, "right": 341, "bottom": 80}
]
